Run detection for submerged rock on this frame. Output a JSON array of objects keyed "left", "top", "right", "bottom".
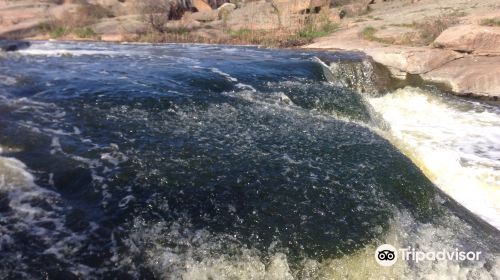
[
  {"left": 0, "top": 40, "right": 30, "bottom": 52},
  {"left": 316, "top": 53, "right": 402, "bottom": 95}
]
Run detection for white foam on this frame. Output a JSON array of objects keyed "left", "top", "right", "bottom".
[
  {"left": 18, "top": 48, "right": 122, "bottom": 57},
  {"left": 119, "top": 208, "right": 498, "bottom": 280},
  {"left": 368, "top": 87, "right": 500, "bottom": 230},
  {"left": 0, "top": 150, "right": 92, "bottom": 276},
  {"left": 0, "top": 74, "right": 17, "bottom": 85}
]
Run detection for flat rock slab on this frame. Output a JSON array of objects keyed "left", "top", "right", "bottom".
[
  {"left": 364, "top": 46, "right": 463, "bottom": 75},
  {"left": 434, "top": 25, "right": 500, "bottom": 55},
  {"left": 422, "top": 56, "right": 500, "bottom": 98}
]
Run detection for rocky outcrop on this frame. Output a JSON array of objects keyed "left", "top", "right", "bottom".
[
  {"left": 434, "top": 25, "right": 500, "bottom": 55},
  {"left": 422, "top": 56, "right": 500, "bottom": 98},
  {"left": 305, "top": 25, "right": 500, "bottom": 99},
  {"left": 0, "top": 40, "right": 30, "bottom": 52},
  {"left": 226, "top": 2, "right": 281, "bottom": 30}
]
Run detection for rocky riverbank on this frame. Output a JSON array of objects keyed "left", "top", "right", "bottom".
[{"left": 304, "top": 0, "right": 500, "bottom": 99}]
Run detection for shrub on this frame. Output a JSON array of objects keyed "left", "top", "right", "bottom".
[
  {"left": 74, "top": 27, "right": 97, "bottom": 38},
  {"left": 360, "top": 26, "right": 376, "bottom": 39},
  {"left": 64, "top": 4, "right": 114, "bottom": 28},
  {"left": 50, "top": 26, "right": 67, "bottom": 38},
  {"left": 417, "top": 15, "right": 459, "bottom": 45}
]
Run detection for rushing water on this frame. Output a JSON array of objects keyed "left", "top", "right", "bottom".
[{"left": 0, "top": 42, "right": 498, "bottom": 279}]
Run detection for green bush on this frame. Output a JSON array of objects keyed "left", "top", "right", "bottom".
[
  {"left": 74, "top": 27, "right": 97, "bottom": 38},
  {"left": 50, "top": 26, "right": 67, "bottom": 38},
  {"left": 360, "top": 26, "right": 377, "bottom": 39},
  {"left": 228, "top": 28, "right": 252, "bottom": 37}
]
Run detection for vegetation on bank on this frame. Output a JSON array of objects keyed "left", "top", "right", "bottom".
[
  {"left": 480, "top": 17, "right": 500, "bottom": 27},
  {"left": 360, "top": 12, "right": 462, "bottom": 46},
  {"left": 31, "top": 0, "right": 341, "bottom": 47},
  {"left": 126, "top": 6, "right": 339, "bottom": 47},
  {"left": 36, "top": 2, "right": 113, "bottom": 39}
]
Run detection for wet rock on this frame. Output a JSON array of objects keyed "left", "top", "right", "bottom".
[
  {"left": 316, "top": 53, "right": 400, "bottom": 95},
  {"left": 0, "top": 40, "right": 30, "bottom": 52},
  {"left": 0, "top": 192, "right": 10, "bottom": 213}
]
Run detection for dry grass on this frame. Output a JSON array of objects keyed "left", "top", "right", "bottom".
[
  {"left": 416, "top": 15, "right": 460, "bottom": 45},
  {"left": 480, "top": 17, "right": 500, "bottom": 26},
  {"left": 131, "top": 10, "right": 339, "bottom": 47},
  {"left": 372, "top": 13, "right": 461, "bottom": 46},
  {"left": 36, "top": 3, "right": 112, "bottom": 39},
  {"left": 359, "top": 26, "right": 392, "bottom": 44}
]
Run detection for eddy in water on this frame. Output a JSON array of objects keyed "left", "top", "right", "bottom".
[{"left": 0, "top": 42, "right": 498, "bottom": 279}]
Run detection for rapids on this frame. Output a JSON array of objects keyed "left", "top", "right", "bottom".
[{"left": 0, "top": 41, "right": 497, "bottom": 279}]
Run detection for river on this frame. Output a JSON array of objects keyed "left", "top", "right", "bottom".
[{"left": 0, "top": 41, "right": 498, "bottom": 279}]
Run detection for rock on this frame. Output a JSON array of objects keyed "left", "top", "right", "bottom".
[
  {"left": 317, "top": 53, "right": 396, "bottom": 95},
  {"left": 226, "top": 2, "right": 281, "bottom": 30},
  {"left": 421, "top": 56, "right": 500, "bottom": 99},
  {"left": 275, "top": 0, "right": 327, "bottom": 14},
  {"left": 434, "top": 25, "right": 500, "bottom": 55},
  {"left": 192, "top": 0, "right": 213, "bottom": 12},
  {"left": 218, "top": 3, "right": 236, "bottom": 12},
  {"left": 218, "top": 3, "right": 236, "bottom": 19},
  {"left": 167, "top": 16, "right": 201, "bottom": 29},
  {"left": 364, "top": 46, "right": 463, "bottom": 75},
  {"left": 0, "top": 40, "right": 30, "bottom": 52},
  {"left": 191, "top": 10, "right": 219, "bottom": 22},
  {"left": 340, "top": 0, "right": 372, "bottom": 18}
]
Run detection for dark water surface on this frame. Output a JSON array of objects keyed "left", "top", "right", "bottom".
[{"left": 0, "top": 42, "right": 497, "bottom": 279}]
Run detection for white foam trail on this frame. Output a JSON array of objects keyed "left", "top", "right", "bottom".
[
  {"left": 367, "top": 87, "right": 500, "bottom": 230},
  {"left": 209, "top": 67, "right": 257, "bottom": 91},
  {"left": 18, "top": 49, "right": 122, "bottom": 57},
  {"left": 120, "top": 208, "right": 498, "bottom": 280}
]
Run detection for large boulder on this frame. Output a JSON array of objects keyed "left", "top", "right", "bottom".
[
  {"left": 217, "top": 3, "right": 236, "bottom": 19},
  {"left": 434, "top": 25, "right": 500, "bottom": 55},
  {"left": 226, "top": 2, "right": 281, "bottom": 30},
  {"left": 340, "top": 0, "right": 372, "bottom": 18},
  {"left": 421, "top": 56, "right": 500, "bottom": 99}
]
